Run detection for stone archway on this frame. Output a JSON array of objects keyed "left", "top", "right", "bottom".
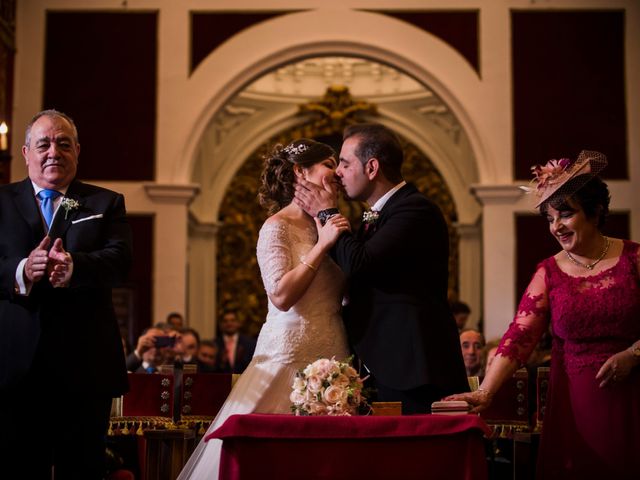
[
  {"left": 213, "top": 86, "right": 461, "bottom": 336},
  {"left": 182, "top": 10, "right": 491, "bottom": 337}
]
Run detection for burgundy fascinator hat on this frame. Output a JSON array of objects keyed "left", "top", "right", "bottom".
[{"left": 526, "top": 150, "right": 608, "bottom": 208}]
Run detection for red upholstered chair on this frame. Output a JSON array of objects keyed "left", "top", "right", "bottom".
[
  {"left": 180, "top": 373, "right": 233, "bottom": 434},
  {"left": 480, "top": 368, "right": 530, "bottom": 436}
]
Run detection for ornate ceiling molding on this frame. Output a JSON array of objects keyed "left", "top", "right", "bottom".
[{"left": 246, "top": 56, "right": 423, "bottom": 97}]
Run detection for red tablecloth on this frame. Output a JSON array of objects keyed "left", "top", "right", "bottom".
[{"left": 208, "top": 414, "right": 491, "bottom": 480}]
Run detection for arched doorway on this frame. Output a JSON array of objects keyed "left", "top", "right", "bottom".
[
  {"left": 212, "top": 85, "right": 461, "bottom": 336},
  {"left": 182, "top": 11, "right": 488, "bottom": 338}
]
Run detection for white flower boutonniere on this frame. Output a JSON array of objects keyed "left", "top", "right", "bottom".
[
  {"left": 60, "top": 198, "right": 80, "bottom": 219},
  {"left": 362, "top": 209, "right": 379, "bottom": 225}
]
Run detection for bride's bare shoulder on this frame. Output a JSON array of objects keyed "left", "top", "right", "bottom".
[{"left": 260, "top": 213, "right": 293, "bottom": 237}]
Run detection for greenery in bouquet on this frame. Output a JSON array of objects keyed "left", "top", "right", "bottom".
[{"left": 290, "top": 356, "right": 370, "bottom": 416}]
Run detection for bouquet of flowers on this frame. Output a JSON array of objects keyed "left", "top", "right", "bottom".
[{"left": 290, "top": 357, "right": 369, "bottom": 416}]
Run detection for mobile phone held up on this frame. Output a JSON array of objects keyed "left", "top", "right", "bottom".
[{"left": 154, "top": 336, "right": 176, "bottom": 348}]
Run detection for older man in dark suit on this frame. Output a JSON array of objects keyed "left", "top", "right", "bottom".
[
  {"left": 295, "top": 123, "right": 468, "bottom": 414},
  {"left": 0, "top": 110, "right": 132, "bottom": 478}
]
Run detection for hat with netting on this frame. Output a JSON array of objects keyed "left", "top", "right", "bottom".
[{"left": 526, "top": 150, "right": 608, "bottom": 208}]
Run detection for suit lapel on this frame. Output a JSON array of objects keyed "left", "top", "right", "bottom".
[
  {"left": 48, "top": 181, "right": 82, "bottom": 240},
  {"left": 361, "top": 184, "right": 414, "bottom": 239},
  {"left": 13, "top": 178, "right": 46, "bottom": 241}
]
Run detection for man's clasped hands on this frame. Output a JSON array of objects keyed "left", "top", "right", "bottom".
[{"left": 24, "top": 235, "right": 73, "bottom": 288}]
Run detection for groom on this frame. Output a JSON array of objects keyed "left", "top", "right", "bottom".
[
  {"left": 295, "top": 123, "right": 468, "bottom": 413},
  {"left": 0, "top": 110, "right": 132, "bottom": 477}
]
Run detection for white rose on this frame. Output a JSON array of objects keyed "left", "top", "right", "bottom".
[{"left": 292, "top": 376, "right": 306, "bottom": 391}]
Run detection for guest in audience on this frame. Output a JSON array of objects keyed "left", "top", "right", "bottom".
[
  {"left": 167, "top": 311, "right": 185, "bottom": 330},
  {"left": 136, "top": 346, "right": 162, "bottom": 374},
  {"left": 294, "top": 123, "right": 468, "bottom": 413},
  {"left": 215, "top": 308, "right": 256, "bottom": 374},
  {"left": 451, "top": 300, "right": 472, "bottom": 331},
  {"left": 460, "top": 329, "right": 485, "bottom": 377},
  {"left": 126, "top": 326, "right": 179, "bottom": 372},
  {"left": 197, "top": 339, "right": 219, "bottom": 372},
  {"left": 446, "top": 151, "right": 640, "bottom": 478},
  {"left": 0, "top": 110, "right": 132, "bottom": 478},
  {"left": 179, "top": 138, "right": 351, "bottom": 479},
  {"left": 177, "top": 327, "right": 200, "bottom": 364}
]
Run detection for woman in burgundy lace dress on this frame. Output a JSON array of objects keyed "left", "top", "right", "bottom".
[{"left": 447, "top": 151, "right": 640, "bottom": 479}]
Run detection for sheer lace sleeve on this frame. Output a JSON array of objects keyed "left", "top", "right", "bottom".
[
  {"left": 256, "top": 220, "right": 292, "bottom": 296},
  {"left": 496, "top": 264, "right": 551, "bottom": 365}
]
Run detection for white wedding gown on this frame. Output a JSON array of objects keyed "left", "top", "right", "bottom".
[{"left": 178, "top": 218, "right": 349, "bottom": 479}]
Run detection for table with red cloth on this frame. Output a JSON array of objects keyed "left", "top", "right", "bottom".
[{"left": 207, "top": 413, "right": 491, "bottom": 480}]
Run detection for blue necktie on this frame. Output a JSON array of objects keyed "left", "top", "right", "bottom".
[{"left": 37, "top": 189, "right": 61, "bottom": 229}]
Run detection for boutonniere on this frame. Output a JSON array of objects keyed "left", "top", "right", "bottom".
[
  {"left": 60, "top": 197, "right": 80, "bottom": 219},
  {"left": 362, "top": 210, "right": 379, "bottom": 225}
]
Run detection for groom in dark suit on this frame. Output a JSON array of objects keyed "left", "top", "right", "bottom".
[
  {"left": 0, "top": 110, "right": 132, "bottom": 478},
  {"left": 295, "top": 123, "right": 468, "bottom": 414}
]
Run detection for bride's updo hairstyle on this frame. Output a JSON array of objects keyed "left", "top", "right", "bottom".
[{"left": 259, "top": 138, "right": 336, "bottom": 214}]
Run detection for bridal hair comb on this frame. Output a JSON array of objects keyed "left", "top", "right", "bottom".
[
  {"left": 284, "top": 143, "right": 310, "bottom": 156},
  {"left": 523, "top": 150, "right": 608, "bottom": 208}
]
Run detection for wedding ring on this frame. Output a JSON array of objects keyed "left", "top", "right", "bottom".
[{"left": 612, "top": 374, "right": 618, "bottom": 382}]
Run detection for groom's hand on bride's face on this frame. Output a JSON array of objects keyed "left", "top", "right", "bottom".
[{"left": 293, "top": 177, "right": 338, "bottom": 217}]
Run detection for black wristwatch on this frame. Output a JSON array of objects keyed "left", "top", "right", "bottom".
[{"left": 317, "top": 208, "right": 340, "bottom": 226}]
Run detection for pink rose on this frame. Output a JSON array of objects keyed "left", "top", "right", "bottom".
[
  {"left": 313, "top": 358, "right": 334, "bottom": 377},
  {"left": 290, "top": 390, "right": 305, "bottom": 405},
  {"left": 307, "top": 375, "right": 323, "bottom": 393},
  {"left": 309, "top": 402, "right": 328, "bottom": 415},
  {"left": 324, "top": 385, "right": 347, "bottom": 404},
  {"left": 344, "top": 366, "right": 358, "bottom": 378},
  {"left": 334, "top": 374, "right": 350, "bottom": 388}
]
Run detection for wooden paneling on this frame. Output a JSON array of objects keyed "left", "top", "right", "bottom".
[
  {"left": 44, "top": 12, "right": 157, "bottom": 181},
  {"left": 372, "top": 10, "right": 479, "bottom": 73},
  {"left": 191, "top": 11, "right": 297, "bottom": 73},
  {"left": 512, "top": 11, "right": 626, "bottom": 180}
]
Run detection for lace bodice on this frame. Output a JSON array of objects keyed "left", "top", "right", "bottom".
[
  {"left": 253, "top": 219, "right": 349, "bottom": 365},
  {"left": 497, "top": 240, "right": 640, "bottom": 373}
]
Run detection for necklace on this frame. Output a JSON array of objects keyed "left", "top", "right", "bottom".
[{"left": 565, "top": 236, "right": 610, "bottom": 270}]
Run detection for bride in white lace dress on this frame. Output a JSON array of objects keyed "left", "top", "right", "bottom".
[{"left": 178, "top": 139, "right": 351, "bottom": 479}]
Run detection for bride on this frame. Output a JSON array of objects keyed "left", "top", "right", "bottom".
[{"left": 178, "top": 139, "right": 351, "bottom": 479}]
